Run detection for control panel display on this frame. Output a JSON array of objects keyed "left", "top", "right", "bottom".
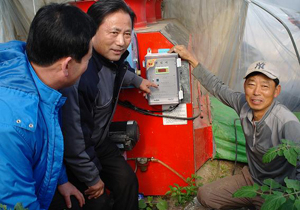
[
  {"left": 145, "top": 53, "right": 180, "bottom": 105},
  {"left": 155, "top": 67, "right": 169, "bottom": 74}
]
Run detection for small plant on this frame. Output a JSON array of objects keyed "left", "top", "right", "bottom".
[
  {"left": 165, "top": 174, "right": 202, "bottom": 206},
  {"left": 233, "top": 139, "right": 300, "bottom": 210},
  {"left": 0, "top": 203, "right": 28, "bottom": 210},
  {"left": 138, "top": 196, "right": 168, "bottom": 210}
]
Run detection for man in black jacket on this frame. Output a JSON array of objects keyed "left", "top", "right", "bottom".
[{"left": 57, "top": 0, "right": 156, "bottom": 209}]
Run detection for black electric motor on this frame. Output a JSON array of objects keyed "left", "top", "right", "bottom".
[{"left": 108, "top": 121, "right": 140, "bottom": 151}]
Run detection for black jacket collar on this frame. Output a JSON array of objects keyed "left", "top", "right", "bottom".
[{"left": 92, "top": 48, "right": 129, "bottom": 71}]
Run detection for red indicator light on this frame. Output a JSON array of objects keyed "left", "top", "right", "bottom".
[{"left": 158, "top": 68, "right": 167, "bottom": 72}]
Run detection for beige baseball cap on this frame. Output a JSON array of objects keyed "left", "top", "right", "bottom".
[{"left": 244, "top": 60, "right": 279, "bottom": 81}]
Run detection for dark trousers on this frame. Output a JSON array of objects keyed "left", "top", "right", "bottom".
[{"left": 49, "top": 139, "right": 139, "bottom": 210}]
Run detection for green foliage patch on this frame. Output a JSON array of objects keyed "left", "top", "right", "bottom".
[
  {"left": 138, "top": 173, "right": 202, "bottom": 209},
  {"left": 233, "top": 139, "right": 300, "bottom": 210}
]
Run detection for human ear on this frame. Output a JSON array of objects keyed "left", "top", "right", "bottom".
[
  {"left": 61, "top": 57, "right": 72, "bottom": 77},
  {"left": 274, "top": 84, "right": 281, "bottom": 98}
]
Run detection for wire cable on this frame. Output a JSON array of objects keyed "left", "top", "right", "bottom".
[{"left": 118, "top": 100, "right": 200, "bottom": 121}]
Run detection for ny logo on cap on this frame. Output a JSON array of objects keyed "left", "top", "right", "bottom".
[{"left": 254, "top": 62, "right": 265, "bottom": 69}]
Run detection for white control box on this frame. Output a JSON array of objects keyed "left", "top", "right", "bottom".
[{"left": 145, "top": 53, "right": 181, "bottom": 105}]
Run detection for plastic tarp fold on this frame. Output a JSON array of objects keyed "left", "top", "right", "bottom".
[{"left": 210, "top": 97, "right": 247, "bottom": 163}]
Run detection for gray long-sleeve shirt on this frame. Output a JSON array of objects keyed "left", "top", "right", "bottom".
[{"left": 193, "top": 63, "right": 300, "bottom": 185}]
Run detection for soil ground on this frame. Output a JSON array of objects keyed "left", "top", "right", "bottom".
[{"left": 141, "top": 159, "right": 247, "bottom": 210}]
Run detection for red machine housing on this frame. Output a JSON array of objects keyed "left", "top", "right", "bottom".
[
  {"left": 68, "top": 0, "right": 96, "bottom": 13},
  {"left": 114, "top": 19, "right": 214, "bottom": 195},
  {"left": 72, "top": 0, "right": 214, "bottom": 196}
]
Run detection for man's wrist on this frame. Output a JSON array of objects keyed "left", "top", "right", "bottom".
[{"left": 190, "top": 59, "right": 199, "bottom": 68}]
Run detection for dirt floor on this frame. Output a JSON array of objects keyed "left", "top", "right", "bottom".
[{"left": 141, "top": 159, "right": 246, "bottom": 210}]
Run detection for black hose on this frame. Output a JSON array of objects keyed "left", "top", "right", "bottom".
[{"left": 232, "top": 118, "right": 240, "bottom": 175}]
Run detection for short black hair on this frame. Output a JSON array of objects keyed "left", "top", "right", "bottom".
[
  {"left": 245, "top": 72, "right": 280, "bottom": 87},
  {"left": 87, "top": 0, "right": 136, "bottom": 29},
  {"left": 26, "top": 3, "right": 96, "bottom": 66}
]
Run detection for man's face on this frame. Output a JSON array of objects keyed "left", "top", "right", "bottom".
[
  {"left": 244, "top": 73, "right": 281, "bottom": 121},
  {"left": 92, "top": 10, "right": 132, "bottom": 61},
  {"left": 67, "top": 41, "right": 93, "bottom": 86}
]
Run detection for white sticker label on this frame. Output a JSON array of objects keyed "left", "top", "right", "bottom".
[
  {"left": 163, "top": 103, "right": 187, "bottom": 125},
  {"left": 177, "top": 58, "right": 182, "bottom": 67}
]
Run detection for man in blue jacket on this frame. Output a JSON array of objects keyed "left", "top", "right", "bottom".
[{"left": 0, "top": 3, "right": 96, "bottom": 210}]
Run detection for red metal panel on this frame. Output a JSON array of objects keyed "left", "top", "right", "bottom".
[
  {"left": 115, "top": 90, "right": 195, "bottom": 195},
  {"left": 146, "top": 0, "right": 157, "bottom": 23},
  {"left": 194, "top": 126, "right": 214, "bottom": 170},
  {"left": 155, "top": 0, "right": 163, "bottom": 20},
  {"left": 125, "top": 0, "right": 147, "bottom": 29},
  {"left": 114, "top": 32, "right": 195, "bottom": 195},
  {"left": 69, "top": 1, "right": 96, "bottom": 13}
]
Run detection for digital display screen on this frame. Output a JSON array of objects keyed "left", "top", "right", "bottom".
[
  {"left": 158, "top": 68, "right": 167, "bottom": 73},
  {"left": 155, "top": 67, "right": 169, "bottom": 74}
]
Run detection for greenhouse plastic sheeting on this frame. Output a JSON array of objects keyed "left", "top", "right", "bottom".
[
  {"left": 210, "top": 97, "right": 248, "bottom": 163},
  {"left": 0, "top": 0, "right": 70, "bottom": 43},
  {"left": 164, "top": 0, "right": 300, "bottom": 111},
  {"left": 164, "top": 0, "right": 300, "bottom": 162}
]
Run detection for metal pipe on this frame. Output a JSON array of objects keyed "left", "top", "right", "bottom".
[{"left": 127, "top": 157, "right": 189, "bottom": 184}]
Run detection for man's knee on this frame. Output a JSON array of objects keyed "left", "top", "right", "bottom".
[
  {"left": 116, "top": 164, "right": 138, "bottom": 192},
  {"left": 125, "top": 170, "right": 138, "bottom": 188},
  {"left": 197, "top": 185, "right": 211, "bottom": 208}
]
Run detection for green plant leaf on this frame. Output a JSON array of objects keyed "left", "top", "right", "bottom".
[
  {"left": 263, "top": 147, "right": 278, "bottom": 163},
  {"left": 233, "top": 184, "right": 259, "bottom": 198},
  {"left": 294, "top": 198, "right": 300, "bottom": 210},
  {"left": 290, "top": 195, "right": 296, "bottom": 201},
  {"left": 283, "top": 148, "right": 298, "bottom": 166},
  {"left": 286, "top": 189, "right": 292, "bottom": 194},
  {"left": 14, "top": 203, "right": 28, "bottom": 210},
  {"left": 278, "top": 199, "right": 297, "bottom": 210},
  {"left": 277, "top": 149, "right": 284, "bottom": 156},
  {"left": 285, "top": 177, "right": 300, "bottom": 191},
  {"left": 139, "top": 199, "right": 147, "bottom": 209},
  {"left": 0, "top": 204, "right": 7, "bottom": 210},
  {"left": 156, "top": 198, "right": 168, "bottom": 210},
  {"left": 294, "top": 147, "right": 300, "bottom": 155},
  {"left": 261, "top": 185, "right": 270, "bottom": 192},
  {"left": 178, "top": 195, "right": 182, "bottom": 203},
  {"left": 146, "top": 207, "right": 151, "bottom": 210},
  {"left": 261, "top": 194, "right": 269, "bottom": 200},
  {"left": 261, "top": 192, "right": 286, "bottom": 210},
  {"left": 280, "top": 186, "right": 288, "bottom": 192},
  {"left": 165, "top": 173, "right": 202, "bottom": 207},
  {"left": 147, "top": 196, "right": 153, "bottom": 203},
  {"left": 263, "top": 179, "right": 282, "bottom": 189}
]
